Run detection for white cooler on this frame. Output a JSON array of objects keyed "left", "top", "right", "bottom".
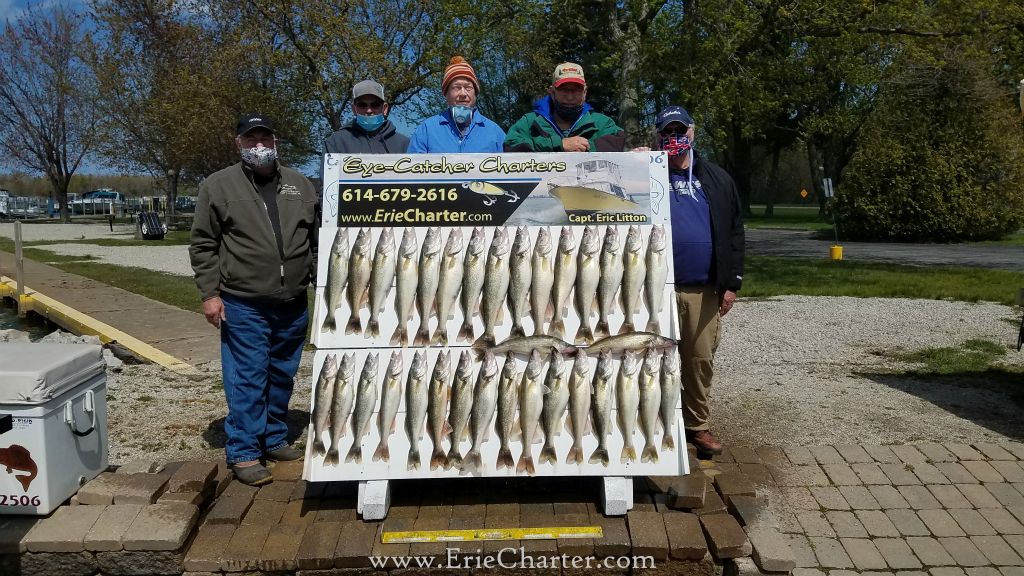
[{"left": 0, "top": 344, "right": 108, "bottom": 515}]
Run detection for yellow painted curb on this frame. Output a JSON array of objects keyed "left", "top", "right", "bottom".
[
  {"left": 382, "top": 526, "right": 604, "bottom": 543},
  {"left": 1, "top": 276, "right": 200, "bottom": 376}
]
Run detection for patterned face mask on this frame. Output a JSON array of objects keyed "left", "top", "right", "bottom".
[
  {"left": 240, "top": 144, "right": 277, "bottom": 168},
  {"left": 660, "top": 135, "right": 691, "bottom": 157}
]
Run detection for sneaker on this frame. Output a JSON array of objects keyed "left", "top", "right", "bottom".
[
  {"left": 232, "top": 463, "right": 273, "bottom": 486},
  {"left": 687, "top": 429, "right": 724, "bottom": 456},
  {"left": 264, "top": 445, "right": 303, "bottom": 462}
]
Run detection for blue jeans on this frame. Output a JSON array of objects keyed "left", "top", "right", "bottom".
[{"left": 220, "top": 292, "right": 308, "bottom": 465}]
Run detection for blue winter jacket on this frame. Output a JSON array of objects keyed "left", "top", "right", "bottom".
[{"left": 407, "top": 109, "right": 506, "bottom": 153}]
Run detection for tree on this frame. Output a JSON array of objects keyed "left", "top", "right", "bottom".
[{"left": 0, "top": 8, "right": 97, "bottom": 222}]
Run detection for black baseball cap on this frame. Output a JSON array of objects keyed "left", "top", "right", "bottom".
[
  {"left": 655, "top": 105, "right": 695, "bottom": 132},
  {"left": 236, "top": 113, "right": 276, "bottom": 136}
]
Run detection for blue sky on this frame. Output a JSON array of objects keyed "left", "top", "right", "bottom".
[{"left": 0, "top": 0, "right": 78, "bottom": 21}]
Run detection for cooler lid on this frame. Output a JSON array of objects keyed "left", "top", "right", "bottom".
[{"left": 0, "top": 344, "right": 106, "bottom": 404}]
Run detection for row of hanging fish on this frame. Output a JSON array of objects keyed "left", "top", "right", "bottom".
[
  {"left": 308, "top": 332, "right": 681, "bottom": 475},
  {"left": 319, "top": 224, "right": 670, "bottom": 346}
]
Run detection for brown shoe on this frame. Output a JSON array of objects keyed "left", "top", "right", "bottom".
[{"left": 688, "top": 429, "right": 724, "bottom": 456}]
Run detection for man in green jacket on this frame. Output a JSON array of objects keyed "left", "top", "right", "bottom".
[
  {"left": 190, "top": 114, "right": 318, "bottom": 486},
  {"left": 504, "top": 62, "right": 625, "bottom": 152}
]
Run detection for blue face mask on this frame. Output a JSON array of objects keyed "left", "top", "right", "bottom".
[
  {"left": 355, "top": 114, "right": 385, "bottom": 132},
  {"left": 451, "top": 106, "right": 473, "bottom": 125}
]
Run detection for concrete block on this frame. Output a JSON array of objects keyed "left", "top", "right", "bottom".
[
  {"left": 853, "top": 463, "right": 893, "bottom": 485},
  {"left": 870, "top": 485, "right": 911, "bottom": 508},
  {"left": 602, "top": 476, "right": 633, "bottom": 516},
  {"left": 727, "top": 495, "right": 777, "bottom": 528},
  {"left": 980, "top": 508, "right": 1024, "bottom": 535},
  {"left": 929, "top": 484, "right": 973, "bottom": 508},
  {"left": 841, "top": 537, "right": 887, "bottom": 570},
  {"left": 713, "top": 472, "right": 756, "bottom": 502},
  {"left": 919, "top": 509, "right": 967, "bottom": 537},
  {"left": 946, "top": 442, "right": 985, "bottom": 460},
  {"left": 855, "top": 510, "right": 900, "bottom": 537},
  {"left": 827, "top": 511, "right": 868, "bottom": 538},
  {"left": 786, "top": 534, "right": 817, "bottom": 567},
  {"left": 23, "top": 505, "right": 104, "bottom": 552},
  {"left": 810, "top": 486, "right": 851, "bottom": 510},
  {"left": 949, "top": 509, "right": 998, "bottom": 536},
  {"left": 892, "top": 445, "right": 929, "bottom": 465},
  {"left": 774, "top": 464, "right": 830, "bottom": 486},
  {"left": 882, "top": 463, "right": 922, "bottom": 485},
  {"left": 962, "top": 460, "right": 1006, "bottom": 483},
  {"left": 116, "top": 460, "right": 161, "bottom": 474},
  {"left": 167, "top": 461, "right": 218, "bottom": 494},
  {"left": 936, "top": 463, "right": 979, "bottom": 484},
  {"left": 663, "top": 512, "right": 707, "bottom": 560},
  {"left": 17, "top": 551, "right": 97, "bottom": 576},
  {"left": 269, "top": 459, "right": 304, "bottom": 481},
  {"left": 782, "top": 486, "right": 820, "bottom": 510},
  {"left": 836, "top": 444, "right": 874, "bottom": 464},
  {"left": 668, "top": 474, "right": 707, "bottom": 509},
  {"left": 700, "top": 512, "right": 751, "bottom": 559},
  {"left": 959, "top": 484, "right": 1002, "bottom": 508},
  {"left": 970, "top": 535, "right": 1024, "bottom": 566},
  {"left": 863, "top": 445, "right": 901, "bottom": 464},
  {"left": 219, "top": 478, "right": 259, "bottom": 500},
  {"left": 810, "top": 446, "right": 845, "bottom": 464},
  {"left": 113, "top": 473, "right": 170, "bottom": 505},
  {"left": 257, "top": 523, "right": 306, "bottom": 572},
  {"left": 95, "top": 549, "right": 185, "bottom": 575},
  {"left": 626, "top": 511, "right": 669, "bottom": 561},
  {"left": 77, "top": 472, "right": 124, "bottom": 505},
  {"left": 783, "top": 445, "right": 816, "bottom": 465},
  {"left": 755, "top": 446, "right": 789, "bottom": 466},
  {"left": 917, "top": 442, "right": 957, "bottom": 463},
  {"left": 913, "top": 463, "right": 951, "bottom": 484},
  {"left": 241, "top": 498, "right": 286, "bottom": 525},
  {"left": 183, "top": 523, "right": 235, "bottom": 572},
  {"left": 693, "top": 488, "right": 727, "bottom": 516},
  {"left": 899, "top": 485, "right": 943, "bottom": 509},
  {"left": 939, "top": 536, "right": 990, "bottom": 566},
  {"left": 991, "top": 462, "right": 1024, "bottom": 483},
  {"left": 203, "top": 495, "right": 253, "bottom": 525},
  {"left": 221, "top": 521, "right": 271, "bottom": 571},
  {"left": 84, "top": 504, "right": 143, "bottom": 551},
  {"left": 0, "top": 517, "right": 40, "bottom": 553},
  {"left": 211, "top": 462, "right": 232, "bottom": 498},
  {"left": 730, "top": 446, "right": 761, "bottom": 464},
  {"left": 745, "top": 524, "right": 796, "bottom": 572},
  {"left": 295, "top": 521, "right": 343, "bottom": 570},
  {"left": 824, "top": 463, "right": 862, "bottom": 485},
  {"left": 808, "top": 536, "right": 854, "bottom": 568},
  {"left": 593, "top": 515, "right": 631, "bottom": 558},
  {"left": 370, "top": 516, "right": 413, "bottom": 560},
  {"left": 987, "top": 483, "right": 1024, "bottom": 508},
  {"left": 256, "top": 479, "right": 296, "bottom": 503},
  {"left": 556, "top": 513, "right": 593, "bottom": 558},
  {"left": 738, "top": 463, "right": 775, "bottom": 486},
  {"left": 906, "top": 536, "right": 955, "bottom": 566},
  {"left": 280, "top": 499, "right": 318, "bottom": 526},
  {"left": 360, "top": 479, "right": 391, "bottom": 520},
  {"left": 839, "top": 485, "right": 881, "bottom": 509},
  {"left": 122, "top": 502, "right": 199, "bottom": 551},
  {"left": 874, "top": 537, "right": 924, "bottom": 569},
  {"left": 974, "top": 443, "right": 1017, "bottom": 461},
  {"left": 797, "top": 511, "right": 836, "bottom": 537}
]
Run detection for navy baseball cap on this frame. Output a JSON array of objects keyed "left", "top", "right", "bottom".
[
  {"left": 655, "top": 105, "right": 695, "bottom": 132},
  {"left": 236, "top": 113, "right": 276, "bottom": 136}
]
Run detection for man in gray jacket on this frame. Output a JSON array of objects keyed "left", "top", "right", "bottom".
[
  {"left": 324, "top": 80, "right": 409, "bottom": 154},
  {"left": 190, "top": 113, "right": 318, "bottom": 485}
]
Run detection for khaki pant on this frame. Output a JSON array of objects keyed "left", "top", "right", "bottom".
[{"left": 675, "top": 285, "right": 721, "bottom": 431}]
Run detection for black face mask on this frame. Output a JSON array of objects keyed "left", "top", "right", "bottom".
[{"left": 553, "top": 101, "right": 584, "bottom": 122}]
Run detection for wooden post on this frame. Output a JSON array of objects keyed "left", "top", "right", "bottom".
[{"left": 14, "top": 221, "right": 25, "bottom": 317}]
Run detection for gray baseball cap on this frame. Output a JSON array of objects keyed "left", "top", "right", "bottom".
[{"left": 352, "top": 80, "right": 385, "bottom": 101}]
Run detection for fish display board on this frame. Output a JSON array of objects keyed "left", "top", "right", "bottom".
[{"left": 305, "top": 152, "right": 689, "bottom": 482}]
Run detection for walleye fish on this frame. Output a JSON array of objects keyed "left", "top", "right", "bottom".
[
  {"left": 445, "top": 351, "right": 475, "bottom": 470},
  {"left": 389, "top": 228, "right": 420, "bottom": 346},
  {"left": 456, "top": 227, "right": 487, "bottom": 343},
  {"left": 427, "top": 350, "right": 452, "bottom": 470},
  {"left": 365, "top": 227, "right": 396, "bottom": 339},
  {"left": 344, "top": 228, "right": 373, "bottom": 335},
  {"left": 620, "top": 225, "right": 647, "bottom": 335},
  {"left": 644, "top": 225, "right": 669, "bottom": 333},
  {"left": 573, "top": 225, "right": 601, "bottom": 345},
  {"left": 465, "top": 350, "right": 499, "bottom": 472},
  {"left": 431, "top": 228, "right": 465, "bottom": 346},
  {"left": 586, "top": 332, "right": 677, "bottom": 355},
  {"left": 324, "top": 353, "right": 356, "bottom": 465},
  {"left": 659, "top": 348, "right": 682, "bottom": 451},
  {"left": 508, "top": 226, "right": 533, "bottom": 338},
  {"left": 639, "top": 348, "right": 663, "bottom": 463},
  {"left": 616, "top": 350, "right": 641, "bottom": 463},
  {"left": 538, "top": 352, "right": 569, "bottom": 466},
  {"left": 595, "top": 226, "right": 624, "bottom": 339},
  {"left": 414, "top": 227, "right": 443, "bottom": 346},
  {"left": 530, "top": 227, "right": 554, "bottom": 336},
  {"left": 371, "top": 351, "right": 403, "bottom": 462},
  {"left": 404, "top": 351, "right": 429, "bottom": 470},
  {"left": 472, "top": 334, "right": 576, "bottom": 360},
  {"left": 566, "top": 349, "right": 591, "bottom": 465},
  {"left": 321, "top": 229, "right": 349, "bottom": 332},
  {"left": 516, "top": 349, "right": 547, "bottom": 475},
  {"left": 310, "top": 354, "right": 338, "bottom": 456},
  {"left": 475, "top": 227, "right": 511, "bottom": 347},
  {"left": 345, "top": 353, "right": 380, "bottom": 464},
  {"left": 588, "top": 350, "right": 615, "bottom": 465},
  {"left": 495, "top": 352, "right": 520, "bottom": 470},
  {"left": 549, "top": 227, "right": 576, "bottom": 340}
]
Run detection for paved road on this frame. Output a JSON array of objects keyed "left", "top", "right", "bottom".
[{"left": 747, "top": 228, "right": 1024, "bottom": 272}]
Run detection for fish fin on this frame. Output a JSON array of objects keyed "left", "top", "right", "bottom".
[
  {"left": 407, "top": 449, "right": 421, "bottom": 471},
  {"left": 360, "top": 287, "right": 370, "bottom": 310},
  {"left": 516, "top": 450, "right": 533, "bottom": 474},
  {"left": 389, "top": 325, "right": 407, "bottom": 347},
  {"left": 445, "top": 447, "right": 463, "bottom": 470},
  {"left": 442, "top": 420, "right": 453, "bottom": 437},
  {"left": 321, "top": 315, "right": 335, "bottom": 333},
  {"left": 496, "top": 447, "right": 514, "bottom": 470},
  {"left": 324, "top": 448, "right": 340, "bottom": 465},
  {"left": 372, "top": 442, "right": 389, "bottom": 462},
  {"left": 661, "top": 434, "right": 675, "bottom": 452},
  {"left": 588, "top": 447, "right": 609, "bottom": 466},
  {"left": 465, "top": 450, "right": 482, "bottom": 472},
  {"left": 566, "top": 445, "right": 583, "bottom": 465},
  {"left": 413, "top": 323, "right": 430, "bottom": 346},
  {"left": 645, "top": 319, "right": 661, "bottom": 333},
  {"left": 618, "top": 322, "right": 635, "bottom": 335},
  {"left": 620, "top": 446, "right": 637, "bottom": 463},
  {"left": 538, "top": 444, "right": 557, "bottom": 465},
  {"left": 510, "top": 323, "right": 525, "bottom": 338},
  {"left": 509, "top": 418, "right": 522, "bottom": 442},
  {"left": 549, "top": 319, "right": 564, "bottom": 340},
  {"left": 345, "top": 444, "right": 362, "bottom": 464},
  {"left": 564, "top": 413, "right": 572, "bottom": 436},
  {"left": 541, "top": 384, "right": 552, "bottom": 395},
  {"left": 344, "top": 312, "right": 361, "bottom": 335},
  {"left": 594, "top": 320, "right": 609, "bottom": 340},
  {"left": 430, "top": 449, "right": 447, "bottom": 470},
  {"left": 456, "top": 321, "right": 475, "bottom": 344},
  {"left": 312, "top": 439, "right": 327, "bottom": 456},
  {"left": 460, "top": 424, "right": 472, "bottom": 442},
  {"left": 641, "top": 444, "right": 658, "bottom": 463},
  {"left": 471, "top": 333, "right": 496, "bottom": 350},
  {"left": 365, "top": 319, "right": 380, "bottom": 339}
]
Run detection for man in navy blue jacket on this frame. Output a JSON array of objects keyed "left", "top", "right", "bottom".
[{"left": 656, "top": 105, "right": 744, "bottom": 457}]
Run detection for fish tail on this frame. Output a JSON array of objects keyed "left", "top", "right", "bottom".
[
  {"left": 662, "top": 434, "right": 675, "bottom": 452},
  {"left": 321, "top": 315, "right": 336, "bottom": 333},
  {"left": 372, "top": 441, "right": 389, "bottom": 463},
  {"left": 465, "top": 449, "right": 482, "bottom": 472},
  {"left": 538, "top": 444, "right": 557, "bottom": 465},
  {"left": 533, "top": 318, "right": 547, "bottom": 336},
  {"left": 594, "top": 320, "right": 609, "bottom": 339},
  {"left": 645, "top": 319, "right": 661, "bottom": 333},
  {"left": 413, "top": 323, "right": 430, "bottom": 346},
  {"left": 566, "top": 445, "right": 583, "bottom": 465},
  {"left": 324, "top": 448, "right": 340, "bottom": 466},
  {"left": 430, "top": 449, "right": 447, "bottom": 471},
  {"left": 620, "top": 445, "right": 637, "bottom": 463},
  {"left": 516, "top": 454, "right": 535, "bottom": 475},
  {"left": 550, "top": 319, "right": 564, "bottom": 340},
  {"left": 365, "top": 318, "right": 380, "bottom": 339},
  {"left": 471, "top": 332, "right": 496, "bottom": 350},
  {"left": 345, "top": 444, "right": 362, "bottom": 464},
  {"left": 641, "top": 444, "right": 658, "bottom": 463},
  {"left": 430, "top": 327, "right": 448, "bottom": 347},
  {"left": 618, "top": 322, "right": 635, "bottom": 335},
  {"left": 407, "top": 449, "right": 421, "bottom": 471},
  {"left": 344, "top": 312, "right": 361, "bottom": 335},
  {"left": 445, "top": 447, "right": 463, "bottom": 471},
  {"left": 588, "top": 447, "right": 609, "bottom": 466},
  {"left": 456, "top": 321, "right": 475, "bottom": 343},
  {"left": 574, "top": 324, "right": 594, "bottom": 345},
  {"left": 510, "top": 323, "right": 525, "bottom": 338},
  {"left": 496, "top": 447, "right": 514, "bottom": 470},
  {"left": 389, "top": 326, "right": 407, "bottom": 347},
  {"left": 312, "top": 436, "right": 327, "bottom": 456}
]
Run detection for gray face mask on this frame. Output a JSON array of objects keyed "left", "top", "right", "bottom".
[{"left": 240, "top": 145, "right": 277, "bottom": 168}]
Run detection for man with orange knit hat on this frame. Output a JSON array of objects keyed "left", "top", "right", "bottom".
[{"left": 407, "top": 56, "right": 505, "bottom": 153}]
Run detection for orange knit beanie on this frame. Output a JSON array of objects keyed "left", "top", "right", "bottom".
[{"left": 442, "top": 56, "right": 480, "bottom": 95}]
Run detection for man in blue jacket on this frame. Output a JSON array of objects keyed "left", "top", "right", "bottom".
[
  {"left": 407, "top": 56, "right": 505, "bottom": 153},
  {"left": 656, "top": 105, "right": 744, "bottom": 457}
]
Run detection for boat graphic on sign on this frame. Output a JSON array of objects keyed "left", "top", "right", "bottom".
[{"left": 548, "top": 160, "right": 641, "bottom": 218}]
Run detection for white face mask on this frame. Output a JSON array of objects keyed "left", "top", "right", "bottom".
[{"left": 240, "top": 144, "right": 277, "bottom": 168}]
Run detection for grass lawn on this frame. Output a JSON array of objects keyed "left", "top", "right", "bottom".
[
  {"left": 883, "top": 338, "right": 1024, "bottom": 405},
  {"left": 745, "top": 204, "right": 835, "bottom": 233},
  {"left": 744, "top": 256, "right": 1024, "bottom": 305}
]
